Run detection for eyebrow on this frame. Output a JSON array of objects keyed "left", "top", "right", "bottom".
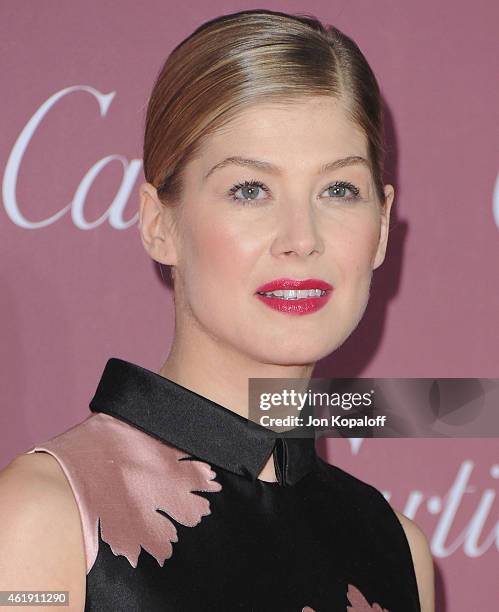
[{"left": 203, "top": 155, "right": 370, "bottom": 180}]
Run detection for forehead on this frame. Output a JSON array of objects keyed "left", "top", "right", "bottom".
[{"left": 195, "top": 97, "right": 368, "bottom": 170}]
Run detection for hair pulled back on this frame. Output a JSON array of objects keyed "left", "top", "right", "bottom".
[{"left": 143, "top": 9, "right": 386, "bottom": 206}]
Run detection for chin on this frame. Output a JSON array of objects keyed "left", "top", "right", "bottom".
[{"left": 245, "top": 342, "right": 331, "bottom": 368}]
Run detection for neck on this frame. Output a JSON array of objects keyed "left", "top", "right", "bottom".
[{"left": 158, "top": 321, "right": 315, "bottom": 421}]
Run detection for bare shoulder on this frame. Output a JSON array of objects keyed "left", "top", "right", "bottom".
[
  {"left": 393, "top": 509, "right": 435, "bottom": 612},
  {"left": 0, "top": 453, "right": 86, "bottom": 611}
]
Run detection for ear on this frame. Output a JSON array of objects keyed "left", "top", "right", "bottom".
[
  {"left": 372, "top": 184, "right": 395, "bottom": 270},
  {"left": 138, "top": 182, "right": 179, "bottom": 266}
]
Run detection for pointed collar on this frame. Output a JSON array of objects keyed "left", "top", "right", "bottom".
[{"left": 88, "top": 358, "right": 318, "bottom": 486}]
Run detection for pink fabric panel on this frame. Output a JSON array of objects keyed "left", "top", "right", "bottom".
[{"left": 25, "top": 413, "right": 222, "bottom": 573}]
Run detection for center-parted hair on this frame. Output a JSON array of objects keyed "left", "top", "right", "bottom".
[{"left": 143, "top": 8, "right": 386, "bottom": 206}]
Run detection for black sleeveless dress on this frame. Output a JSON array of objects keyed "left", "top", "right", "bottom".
[{"left": 25, "top": 358, "right": 421, "bottom": 612}]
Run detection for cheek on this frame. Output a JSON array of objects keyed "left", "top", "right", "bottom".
[
  {"left": 331, "top": 215, "right": 380, "bottom": 282},
  {"left": 328, "top": 216, "right": 380, "bottom": 323},
  {"left": 180, "top": 215, "right": 257, "bottom": 297}
]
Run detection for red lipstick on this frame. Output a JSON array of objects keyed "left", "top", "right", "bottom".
[{"left": 255, "top": 278, "right": 333, "bottom": 315}]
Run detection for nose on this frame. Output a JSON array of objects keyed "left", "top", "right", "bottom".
[{"left": 271, "top": 200, "right": 324, "bottom": 258}]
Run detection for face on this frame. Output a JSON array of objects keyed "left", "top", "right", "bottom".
[{"left": 142, "top": 97, "right": 394, "bottom": 366}]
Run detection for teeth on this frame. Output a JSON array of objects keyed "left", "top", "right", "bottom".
[{"left": 259, "top": 289, "right": 327, "bottom": 299}]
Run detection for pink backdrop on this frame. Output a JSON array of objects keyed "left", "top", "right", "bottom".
[{"left": 1, "top": 1, "right": 498, "bottom": 610}]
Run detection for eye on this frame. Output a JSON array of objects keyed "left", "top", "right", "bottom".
[
  {"left": 227, "top": 179, "right": 270, "bottom": 205},
  {"left": 226, "top": 178, "right": 362, "bottom": 206},
  {"left": 320, "top": 181, "right": 361, "bottom": 202}
]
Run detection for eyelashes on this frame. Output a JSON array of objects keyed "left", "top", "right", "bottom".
[
  {"left": 227, "top": 179, "right": 271, "bottom": 203},
  {"left": 226, "top": 179, "right": 361, "bottom": 206}
]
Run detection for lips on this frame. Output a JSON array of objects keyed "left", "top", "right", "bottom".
[
  {"left": 255, "top": 278, "right": 333, "bottom": 293},
  {"left": 254, "top": 277, "right": 334, "bottom": 316}
]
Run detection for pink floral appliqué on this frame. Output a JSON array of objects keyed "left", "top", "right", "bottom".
[
  {"left": 302, "top": 582, "right": 389, "bottom": 612},
  {"left": 26, "top": 413, "right": 222, "bottom": 573}
]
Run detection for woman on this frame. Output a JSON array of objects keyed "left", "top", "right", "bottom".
[{"left": 0, "top": 9, "right": 434, "bottom": 612}]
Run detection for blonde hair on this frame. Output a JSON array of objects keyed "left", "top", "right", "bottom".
[{"left": 143, "top": 8, "right": 387, "bottom": 206}]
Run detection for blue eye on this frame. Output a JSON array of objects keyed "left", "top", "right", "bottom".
[
  {"left": 226, "top": 179, "right": 361, "bottom": 205},
  {"left": 322, "top": 181, "right": 361, "bottom": 201},
  {"left": 227, "top": 180, "right": 269, "bottom": 204}
]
